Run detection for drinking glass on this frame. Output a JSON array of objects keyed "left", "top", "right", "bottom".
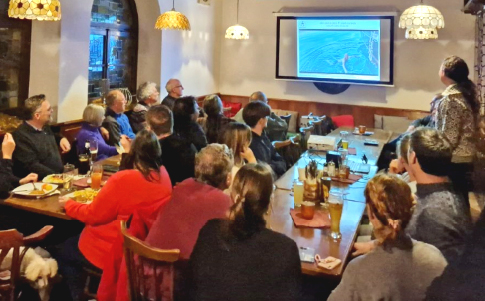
[
  {"left": 293, "top": 181, "right": 304, "bottom": 208},
  {"left": 91, "top": 164, "right": 103, "bottom": 190},
  {"left": 358, "top": 125, "right": 366, "bottom": 135},
  {"left": 328, "top": 192, "right": 344, "bottom": 239},
  {"left": 62, "top": 165, "right": 75, "bottom": 191},
  {"left": 301, "top": 201, "right": 315, "bottom": 220},
  {"left": 90, "top": 140, "right": 99, "bottom": 163},
  {"left": 78, "top": 154, "right": 90, "bottom": 175},
  {"left": 340, "top": 131, "right": 349, "bottom": 150}
]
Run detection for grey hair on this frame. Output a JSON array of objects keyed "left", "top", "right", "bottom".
[
  {"left": 195, "top": 143, "right": 234, "bottom": 189},
  {"left": 24, "top": 94, "right": 47, "bottom": 120},
  {"left": 165, "top": 78, "right": 179, "bottom": 93},
  {"left": 137, "top": 82, "right": 158, "bottom": 102},
  {"left": 83, "top": 104, "right": 105, "bottom": 126},
  {"left": 249, "top": 91, "right": 267, "bottom": 103}
]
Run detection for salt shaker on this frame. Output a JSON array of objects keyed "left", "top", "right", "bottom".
[{"left": 328, "top": 161, "right": 336, "bottom": 177}]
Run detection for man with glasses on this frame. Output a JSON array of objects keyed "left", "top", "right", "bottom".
[
  {"left": 129, "top": 82, "right": 160, "bottom": 133},
  {"left": 162, "top": 78, "right": 184, "bottom": 110},
  {"left": 12, "top": 94, "right": 70, "bottom": 179}
]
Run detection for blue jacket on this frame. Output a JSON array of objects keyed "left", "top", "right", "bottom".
[{"left": 102, "top": 108, "right": 136, "bottom": 146}]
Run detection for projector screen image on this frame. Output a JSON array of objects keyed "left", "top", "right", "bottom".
[{"left": 277, "top": 15, "right": 394, "bottom": 86}]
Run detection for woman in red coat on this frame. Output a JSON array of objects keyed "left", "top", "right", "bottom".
[{"left": 56, "top": 129, "right": 172, "bottom": 301}]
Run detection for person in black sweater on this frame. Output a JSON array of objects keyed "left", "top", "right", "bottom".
[
  {"left": 189, "top": 163, "right": 302, "bottom": 301},
  {"left": 161, "top": 78, "right": 184, "bottom": 110},
  {"left": 12, "top": 94, "right": 70, "bottom": 179},
  {"left": 146, "top": 104, "right": 197, "bottom": 185},
  {"left": 1, "top": 133, "right": 38, "bottom": 199},
  {"left": 243, "top": 101, "right": 286, "bottom": 177},
  {"left": 173, "top": 96, "right": 207, "bottom": 151}
]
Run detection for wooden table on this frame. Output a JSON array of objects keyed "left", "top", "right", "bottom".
[
  {"left": 0, "top": 155, "right": 122, "bottom": 220},
  {"left": 271, "top": 127, "right": 391, "bottom": 277}
]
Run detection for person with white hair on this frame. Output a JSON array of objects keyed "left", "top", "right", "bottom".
[
  {"left": 129, "top": 82, "right": 160, "bottom": 133},
  {"left": 161, "top": 78, "right": 184, "bottom": 110}
]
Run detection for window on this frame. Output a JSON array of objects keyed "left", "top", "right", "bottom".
[
  {"left": 88, "top": 0, "right": 138, "bottom": 99},
  {"left": 0, "top": 1, "right": 31, "bottom": 111}
]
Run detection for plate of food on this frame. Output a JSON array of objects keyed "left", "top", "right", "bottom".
[
  {"left": 65, "top": 189, "right": 99, "bottom": 204},
  {"left": 12, "top": 183, "right": 58, "bottom": 197},
  {"left": 42, "top": 174, "right": 65, "bottom": 184}
]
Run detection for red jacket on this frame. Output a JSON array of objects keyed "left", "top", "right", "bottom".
[{"left": 65, "top": 167, "right": 172, "bottom": 269}]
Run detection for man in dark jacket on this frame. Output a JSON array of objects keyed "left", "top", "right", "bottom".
[
  {"left": 146, "top": 104, "right": 196, "bottom": 185},
  {"left": 243, "top": 101, "right": 286, "bottom": 177},
  {"left": 129, "top": 82, "right": 160, "bottom": 133},
  {"left": 12, "top": 94, "right": 70, "bottom": 179},
  {"left": 161, "top": 78, "right": 183, "bottom": 110}
]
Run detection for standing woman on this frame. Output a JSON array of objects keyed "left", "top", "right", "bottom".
[
  {"left": 173, "top": 96, "right": 208, "bottom": 151},
  {"left": 436, "top": 56, "right": 480, "bottom": 204},
  {"left": 202, "top": 94, "right": 233, "bottom": 143},
  {"left": 189, "top": 163, "right": 302, "bottom": 300}
]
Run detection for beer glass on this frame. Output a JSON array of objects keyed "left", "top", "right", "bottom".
[
  {"left": 78, "top": 154, "right": 90, "bottom": 175},
  {"left": 358, "top": 125, "right": 366, "bottom": 135},
  {"left": 328, "top": 192, "right": 344, "bottom": 239},
  {"left": 90, "top": 140, "right": 99, "bottom": 163},
  {"left": 293, "top": 181, "right": 304, "bottom": 208},
  {"left": 301, "top": 201, "right": 315, "bottom": 220},
  {"left": 340, "top": 131, "right": 349, "bottom": 150}
]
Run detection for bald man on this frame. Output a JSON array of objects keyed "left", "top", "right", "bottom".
[
  {"left": 234, "top": 91, "right": 288, "bottom": 141},
  {"left": 102, "top": 90, "right": 136, "bottom": 146},
  {"left": 162, "top": 78, "right": 184, "bottom": 110}
]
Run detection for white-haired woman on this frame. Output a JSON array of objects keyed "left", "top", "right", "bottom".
[
  {"left": 76, "top": 104, "right": 130, "bottom": 161},
  {"left": 130, "top": 82, "right": 160, "bottom": 133}
]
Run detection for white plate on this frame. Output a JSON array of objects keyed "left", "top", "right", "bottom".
[
  {"left": 12, "top": 183, "right": 58, "bottom": 197},
  {"left": 42, "top": 174, "right": 65, "bottom": 184},
  {"left": 65, "top": 189, "right": 97, "bottom": 204}
]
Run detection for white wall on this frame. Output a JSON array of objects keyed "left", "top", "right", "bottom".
[
  {"left": 160, "top": 0, "right": 222, "bottom": 97},
  {"left": 218, "top": 0, "right": 476, "bottom": 111},
  {"left": 28, "top": 0, "right": 163, "bottom": 123}
]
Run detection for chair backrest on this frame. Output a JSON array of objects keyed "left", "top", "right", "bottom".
[
  {"left": 299, "top": 125, "right": 314, "bottom": 151},
  {"left": 331, "top": 115, "right": 355, "bottom": 128},
  {"left": 279, "top": 114, "right": 291, "bottom": 139},
  {"left": 0, "top": 226, "right": 53, "bottom": 301},
  {"left": 310, "top": 120, "right": 323, "bottom": 136},
  {"left": 121, "top": 221, "right": 180, "bottom": 301}
]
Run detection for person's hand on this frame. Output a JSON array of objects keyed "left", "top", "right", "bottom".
[
  {"left": 58, "top": 195, "right": 70, "bottom": 209},
  {"left": 406, "top": 125, "right": 415, "bottom": 133},
  {"left": 2, "top": 133, "right": 15, "bottom": 160},
  {"left": 352, "top": 241, "right": 376, "bottom": 257},
  {"left": 388, "top": 159, "right": 400, "bottom": 174},
  {"left": 240, "top": 146, "right": 257, "bottom": 164},
  {"left": 100, "top": 127, "right": 110, "bottom": 141},
  {"left": 120, "top": 135, "right": 131, "bottom": 153},
  {"left": 19, "top": 173, "right": 38, "bottom": 185},
  {"left": 59, "top": 138, "right": 71, "bottom": 154}
]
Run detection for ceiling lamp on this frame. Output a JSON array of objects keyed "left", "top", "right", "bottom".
[
  {"left": 155, "top": 0, "right": 190, "bottom": 31},
  {"left": 225, "top": 0, "right": 249, "bottom": 40},
  {"left": 399, "top": 1, "right": 445, "bottom": 39},
  {"left": 8, "top": 0, "right": 61, "bottom": 21}
]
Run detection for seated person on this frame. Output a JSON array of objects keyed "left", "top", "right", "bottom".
[
  {"left": 129, "top": 82, "right": 160, "bottom": 133},
  {"left": 103, "top": 90, "right": 136, "bottom": 146},
  {"left": 388, "top": 134, "right": 417, "bottom": 193},
  {"left": 201, "top": 94, "right": 233, "bottom": 143},
  {"left": 189, "top": 163, "right": 302, "bottom": 301},
  {"left": 57, "top": 130, "right": 172, "bottom": 301},
  {"left": 234, "top": 91, "right": 287, "bottom": 141},
  {"left": 1, "top": 133, "right": 37, "bottom": 199},
  {"left": 146, "top": 105, "right": 197, "bottom": 185},
  {"left": 354, "top": 128, "right": 472, "bottom": 264},
  {"left": 76, "top": 104, "right": 131, "bottom": 161},
  {"left": 218, "top": 122, "right": 256, "bottom": 191},
  {"left": 329, "top": 174, "right": 447, "bottom": 301},
  {"left": 173, "top": 96, "right": 207, "bottom": 151},
  {"left": 243, "top": 101, "right": 286, "bottom": 177},
  {"left": 12, "top": 94, "right": 70, "bottom": 179},
  {"left": 161, "top": 78, "right": 183, "bottom": 110}
]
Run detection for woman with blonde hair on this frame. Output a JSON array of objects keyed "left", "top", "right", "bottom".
[
  {"left": 329, "top": 174, "right": 447, "bottom": 301},
  {"left": 76, "top": 104, "right": 130, "bottom": 161},
  {"left": 189, "top": 163, "right": 301, "bottom": 300},
  {"left": 218, "top": 122, "right": 257, "bottom": 186}
]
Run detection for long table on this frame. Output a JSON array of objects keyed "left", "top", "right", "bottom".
[{"left": 271, "top": 127, "right": 391, "bottom": 277}]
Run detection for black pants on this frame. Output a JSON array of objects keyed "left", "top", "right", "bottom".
[
  {"left": 51, "top": 235, "right": 100, "bottom": 301},
  {"left": 448, "top": 162, "right": 473, "bottom": 207}
]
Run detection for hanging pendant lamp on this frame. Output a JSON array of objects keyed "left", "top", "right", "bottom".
[
  {"left": 225, "top": 0, "right": 249, "bottom": 40},
  {"left": 399, "top": 0, "right": 445, "bottom": 39},
  {"left": 155, "top": 0, "right": 190, "bottom": 31},
  {"left": 8, "top": 0, "right": 61, "bottom": 21}
]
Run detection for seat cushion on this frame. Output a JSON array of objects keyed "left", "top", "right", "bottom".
[
  {"left": 331, "top": 115, "right": 355, "bottom": 128},
  {"left": 382, "top": 116, "right": 411, "bottom": 133}
]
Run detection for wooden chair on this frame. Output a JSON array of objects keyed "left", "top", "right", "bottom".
[
  {"left": 0, "top": 226, "right": 53, "bottom": 301},
  {"left": 299, "top": 125, "right": 314, "bottom": 151},
  {"left": 121, "top": 221, "right": 180, "bottom": 301}
]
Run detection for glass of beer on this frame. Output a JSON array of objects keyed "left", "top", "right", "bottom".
[
  {"left": 91, "top": 164, "right": 103, "bottom": 190},
  {"left": 328, "top": 192, "right": 344, "bottom": 239},
  {"left": 79, "top": 154, "right": 90, "bottom": 175},
  {"left": 301, "top": 201, "right": 315, "bottom": 220},
  {"left": 293, "top": 181, "right": 304, "bottom": 208},
  {"left": 340, "top": 131, "right": 349, "bottom": 150},
  {"left": 90, "top": 140, "right": 99, "bottom": 163},
  {"left": 358, "top": 125, "right": 366, "bottom": 135}
]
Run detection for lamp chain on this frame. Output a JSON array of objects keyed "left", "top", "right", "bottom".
[
  {"left": 237, "top": 0, "right": 240, "bottom": 24},
  {"left": 172, "top": 0, "right": 175, "bottom": 10}
]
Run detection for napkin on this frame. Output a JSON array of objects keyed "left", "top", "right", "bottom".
[
  {"left": 348, "top": 147, "right": 357, "bottom": 155},
  {"left": 290, "top": 208, "right": 331, "bottom": 228}
]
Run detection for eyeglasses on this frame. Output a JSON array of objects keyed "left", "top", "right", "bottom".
[{"left": 175, "top": 85, "right": 183, "bottom": 89}]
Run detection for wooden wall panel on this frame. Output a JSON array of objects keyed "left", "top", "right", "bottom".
[{"left": 220, "top": 94, "right": 429, "bottom": 128}]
